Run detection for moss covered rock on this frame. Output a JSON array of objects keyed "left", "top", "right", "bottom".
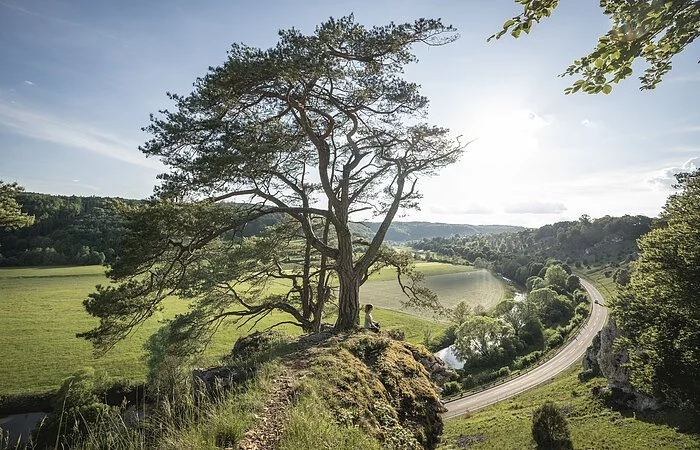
[{"left": 307, "top": 333, "right": 446, "bottom": 449}]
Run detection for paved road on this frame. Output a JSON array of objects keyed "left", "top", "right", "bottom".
[{"left": 443, "top": 279, "right": 608, "bottom": 420}]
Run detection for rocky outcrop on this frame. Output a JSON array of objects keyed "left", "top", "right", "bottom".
[
  {"left": 582, "top": 319, "right": 659, "bottom": 410},
  {"left": 404, "top": 341, "right": 457, "bottom": 388},
  {"left": 194, "top": 330, "right": 293, "bottom": 393},
  {"left": 337, "top": 334, "right": 448, "bottom": 450},
  {"left": 195, "top": 330, "right": 449, "bottom": 449}
]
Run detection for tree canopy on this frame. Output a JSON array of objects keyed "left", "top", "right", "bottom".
[
  {"left": 493, "top": 0, "right": 700, "bottom": 93},
  {"left": 453, "top": 315, "right": 515, "bottom": 365},
  {"left": 80, "top": 16, "right": 464, "bottom": 352},
  {"left": 0, "top": 181, "right": 34, "bottom": 230},
  {"left": 612, "top": 169, "right": 700, "bottom": 407}
]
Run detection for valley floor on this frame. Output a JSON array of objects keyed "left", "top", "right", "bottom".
[{"left": 0, "top": 262, "right": 487, "bottom": 395}]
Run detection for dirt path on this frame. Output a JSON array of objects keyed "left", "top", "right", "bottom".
[
  {"left": 235, "top": 338, "right": 327, "bottom": 449},
  {"left": 236, "top": 371, "right": 296, "bottom": 450}
]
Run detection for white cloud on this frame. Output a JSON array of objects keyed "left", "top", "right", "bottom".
[
  {"left": 667, "top": 73, "right": 700, "bottom": 83},
  {"left": 504, "top": 201, "right": 567, "bottom": 214},
  {"left": 581, "top": 118, "right": 598, "bottom": 128},
  {"left": 646, "top": 157, "right": 700, "bottom": 191},
  {"left": 0, "top": 100, "right": 161, "bottom": 170},
  {"left": 668, "top": 146, "right": 700, "bottom": 154},
  {"left": 676, "top": 125, "right": 700, "bottom": 133},
  {"left": 23, "top": 80, "right": 35, "bottom": 86},
  {"left": 429, "top": 204, "right": 493, "bottom": 215}
]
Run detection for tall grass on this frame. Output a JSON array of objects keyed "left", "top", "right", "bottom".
[
  {"left": 278, "top": 388, "right": 381, "bottom": 450},
  {"left": 0, "top": 361, "right": 279, "bottom": 450}
]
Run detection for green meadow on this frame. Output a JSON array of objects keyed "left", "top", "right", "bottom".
[
  {"left": 0, "top": 262, "right": 504, "bottom": 395},
  {"left": 363, "top": 266, "right": 504, "bottom": 313}
]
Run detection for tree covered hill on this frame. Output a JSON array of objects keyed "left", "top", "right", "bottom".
[
  {"left": 0, "top": 191, "right": 521, "bottom": 267},
  {"left": 359, "top": 221, "right": 524, "bottom": 242},
  {"left": 0, "top": 193, "right": 280, "bottom": 267},
  {"left": 412, "top": 215, "right": 652, "bottom": 285},
  {"left": 0, "top": 193, "right": 137, "bottom": 266}
]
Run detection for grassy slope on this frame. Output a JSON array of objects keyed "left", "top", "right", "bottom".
[
  {"left": 0, "top": 264, "right": 467, "bottom": 394},
  {"left": 575, "top": 265, "right": 620, "bottom": 302},
  {"left": 0, "top": 266, "right": 300, "bottom": 394},
  {"left": 440, "top": 366, "right": 699, "bottom": 450}
]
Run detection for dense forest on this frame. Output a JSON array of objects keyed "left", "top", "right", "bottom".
[
  {"left": 0, "top": 193, "right": 135, "bottom": 266},
  {"left": 412, "top": 214, "right": 652, "bottom": 286},
  {"left": 0, "top": 193, "right": 280, "bottom": 266}
]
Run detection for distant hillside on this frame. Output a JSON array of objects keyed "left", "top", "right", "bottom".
[
  {"left": 358, "top": 221, "right": 525, "bottom": 242},
  {"left": 1, "top": 191, "right": 522, "bottom": 266},
  {"left": 0, "top": 193, "right": 278, "bottom": 266},
  {"left": 412, "top": 215, "right": 652, "bottom": 285}
]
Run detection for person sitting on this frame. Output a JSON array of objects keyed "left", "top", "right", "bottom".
[{"left": 364, "top": 304, "right": 380, "bottom": 332}]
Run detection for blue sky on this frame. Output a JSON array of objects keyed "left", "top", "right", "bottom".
[{"left": 0, "top": 0, "right": 698, "bottom": 226}]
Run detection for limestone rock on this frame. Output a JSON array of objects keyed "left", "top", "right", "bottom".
[{"left": 582, "top": 319, "right": 659, "bottom": 410}]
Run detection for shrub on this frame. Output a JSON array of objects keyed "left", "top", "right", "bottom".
[
  {"left": 546, "top": 331, "right": 564, "bottom": 349},
  {"left": 471, "top": 371, "right": 498, "bottom": 386},
  {"left": 578, "top": 369, "right": 597, "bottom": 382},
  {"left": 34, "top": 368, "right": 122, "bottom": 449},
  {"left": 531, "top": 401, "right": 572, "bottom": 449},
  {"left": 512, "top": 351, "right": 542, "bottom": 370},
  {"left": 442, "top": 381, "right": 461, "bottom": 397},
  {"left": 497, "top": 366, "right": 511, "bottom": 378},
  {"left": 425, "top": 323, "right": 457, "bottom": 352},
  {"left": 460, "top": 375, "right": 476, "bottom": 390},
  {"left": 575, "top": 302, "right": 589, "bottom": 316}
]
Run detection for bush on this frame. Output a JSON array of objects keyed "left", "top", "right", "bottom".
[
  {"left": 34, "top": 368, "right": 122, "bottom": 449},
  {"left": 425, "top": 323, "right": 457, "bottom": 352},
  {"left": 460, "top": 375, "right": 476, "bottom": 390},
  {"left": 578, "top": 369, "right": 597, "bottom": 382},
  {"left": 497, "top": 366, "right": 511, "bottom": 378},
  {"left": 512, "top": 350, "right": 543, "bottom": 370},
  {"left": 469, "top": 370, "right": 499, "bottom": 387},
  {"left": 546, "top": 331, "right": 564, "bottom": 349},
  {"left": 442, "top": 381, "right": 461, "bottom": 397},
  {"left": 575, "top": 302, "right": 589, "bottom": 316},
  {"left": 531, "top": 401, "right": 572, "bottom": 449}
]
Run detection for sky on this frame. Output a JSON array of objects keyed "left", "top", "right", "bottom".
[{"left": 0, "top": 1, "right": 698, "bottom": 227}]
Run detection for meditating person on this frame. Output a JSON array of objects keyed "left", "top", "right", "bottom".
[{"left": 364, "top": 304, "right": 380, "bottom": 332}]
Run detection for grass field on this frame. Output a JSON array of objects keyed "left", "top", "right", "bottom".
[
  {"left": 363, "top": 266, "right": 505, "bottom": 314},
  {"left": 0, "top": 264, "right": 471, "bottom": 395},
  {"left": 440, "top": 365, "right": 700, "bottom": 449}
]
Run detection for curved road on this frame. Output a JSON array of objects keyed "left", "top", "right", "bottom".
[{"left": 443, "top": 279, "right": 608, "bottom": 420}]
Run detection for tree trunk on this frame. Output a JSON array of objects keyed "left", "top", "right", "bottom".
[
  {"left": 301, "top": 240, "right": 312, "bottom": 321},
  {"left": 333, "top": 216, "right": 360, "bottom": 331},
  {"left": 335, "top": 270, "right": 360, "bottom": 331}
]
